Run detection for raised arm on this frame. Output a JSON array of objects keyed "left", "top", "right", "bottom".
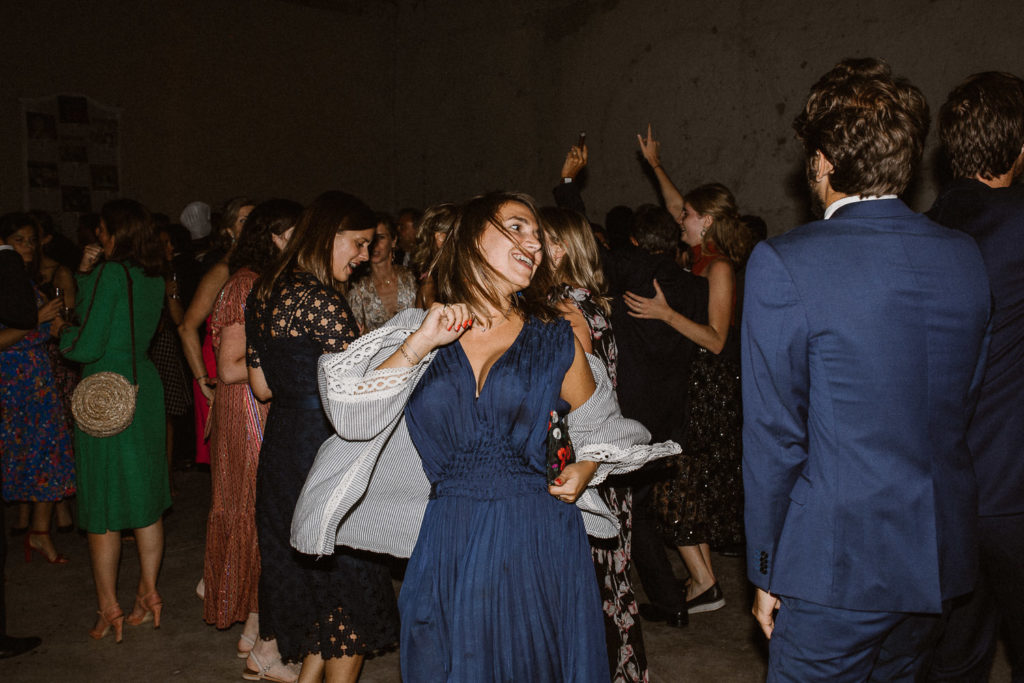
[
  {"left": 552, "top": 144, "right": 589, "bottom": 218},
  {"left": 638, "top": 123, "right": 685, "bottom": 220}
]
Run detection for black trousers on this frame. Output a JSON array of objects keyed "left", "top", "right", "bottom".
[
  {"left": 629, "top": 475, "right": 686, "bottom": 612},
  {"left": 927, "top": 513, "right": 1024, "bottom": 682}
]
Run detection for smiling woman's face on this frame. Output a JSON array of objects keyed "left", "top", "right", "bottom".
[
  {"left": 477, "top": 201, "right": 543, "bottom": 292},
  {"left": 331, "top": 228, "right": 375, "bottom": 282}
]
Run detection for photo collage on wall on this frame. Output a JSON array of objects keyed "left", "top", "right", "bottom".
[{"left": 22, "top": 95, "right": 122, "bottom": 238}]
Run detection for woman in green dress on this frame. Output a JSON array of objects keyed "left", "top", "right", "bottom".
[{"left": 56, "top": 199, "right": 170, "bottom": 643}]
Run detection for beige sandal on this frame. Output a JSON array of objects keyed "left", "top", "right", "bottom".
[
  {"left": 236, "top": 633, "right": 256, "bottom": 659},
  {"left": 242, "top": 651, "right": 297, "bottom": 683}
]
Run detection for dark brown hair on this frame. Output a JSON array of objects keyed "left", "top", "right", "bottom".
[
  {"left": 212, "top": 196, "right": 255, "bottom": 254},
  {"left": 253, "top": 191, "right": 375, "bottom": 300},
  {"left": 101, "top": 199, "right": 164, "bottom": 276},
  {"left": 228, "top": 199, "right": 303, "bottom": 275},
  {"left": 0, "top": 212, "right": 41, "bottom": 279},
  {"left": 434, "top": 192, "right": 560, "bottom": 324},
  {"left": 939, "top": 71, "right": 1024, "bottom": 180},
  {"left": 793, "top": 57, "right": 930, "bottom": 196}
]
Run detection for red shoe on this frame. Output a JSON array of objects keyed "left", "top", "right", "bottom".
[{"left": 24, "top": 531, "right": 69, "bottom": 564}]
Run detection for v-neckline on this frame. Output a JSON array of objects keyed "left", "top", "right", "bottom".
[{"left": 456, "top": 318, "right": 529, "bottom": 400}]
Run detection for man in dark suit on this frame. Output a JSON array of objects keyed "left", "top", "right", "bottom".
[
  {"left": 605, "top": 205, "right": 709, "bottom": 628},
  {"left": 925, "top": 71, "right": 1024, "bottom": 683},
  {"left": 0, "top": 234, "right": 42, "bottom": 659},
  {"left": 742, "top": 58, "right": 991, "bottom": 681}
]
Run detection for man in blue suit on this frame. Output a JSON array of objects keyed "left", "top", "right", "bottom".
[
  {"left": 741, "top": 58, "right": 992, "bottom": 681},
  {"left": 926, "top": 71, "right": 1024, "bottom": 683}
]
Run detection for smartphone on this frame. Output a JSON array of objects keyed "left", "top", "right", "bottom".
[{"left": 577, "top": 132, "right": 586, "bottom": 148}]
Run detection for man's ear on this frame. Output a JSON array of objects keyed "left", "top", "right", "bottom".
[{"left": 814, "top": 150, "right": 834, "bottom": 181}]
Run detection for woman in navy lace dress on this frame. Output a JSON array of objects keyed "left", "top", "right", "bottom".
[{"left": 244, "top": 191, "right": 398, "bottom": 683}]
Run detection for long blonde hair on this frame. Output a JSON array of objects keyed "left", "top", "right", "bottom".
[{"left": 538, "top": 206, "right": 611, "bottom": 315}]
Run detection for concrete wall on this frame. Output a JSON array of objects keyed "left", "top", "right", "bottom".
[
  {"left": 2, "top": 0, "right": 1022, "bottom": 234},
  {"left": 0, "top": 0, "right": 394, "bottom": 219}
]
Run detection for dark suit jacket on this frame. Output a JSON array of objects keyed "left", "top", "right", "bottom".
[
  {"left": 928, "top": 179, "right": 1024, "bottom": 517},
  {"left": 0, "top": 247, "right": 37, "bottom": 329},
  {"left": 742, "top": 198, "right": 991, "bottom": 613},
  {"left": 605, "top": 244, "right": 708, "bottom": 444}
]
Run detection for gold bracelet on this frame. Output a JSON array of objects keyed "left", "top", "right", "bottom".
[{"left": 398, "top": 342, "right": 419, "bottom": 365}]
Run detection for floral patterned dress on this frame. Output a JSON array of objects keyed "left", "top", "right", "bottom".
[
  {"left": 345, "top": 266, "right": 417, "bottom": 332},
  {"left": 0, "top": 287, "right": 76, "bottom": 502},
  {"left": 654, "top": 243, "right": 744, "bottom": 549},
  {"left": 558, "top": 283, "right": 648, "bottom": 683}
]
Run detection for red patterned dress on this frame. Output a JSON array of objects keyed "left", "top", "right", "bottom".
[{"left": 202, "top": 268, "right": 267, "bottom": 627}]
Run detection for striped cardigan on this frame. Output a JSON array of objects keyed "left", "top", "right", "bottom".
[{"left": 290, "top": 308, "right": 680, "bottom": 558}]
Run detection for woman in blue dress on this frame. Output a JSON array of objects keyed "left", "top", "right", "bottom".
[{"left": 291, "top": 192, "right": 680, "bottom": 682}]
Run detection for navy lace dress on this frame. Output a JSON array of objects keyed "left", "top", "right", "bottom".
[
  {"left": 245, "top": 271, "right": 398, "bottom": 663},
  {"left": 399, "top": 316, "right": 609, "bottom": 682}
]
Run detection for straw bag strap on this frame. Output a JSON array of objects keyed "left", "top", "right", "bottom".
[{"left": 69, "top": 261, "right": 138, "bottom": 385}]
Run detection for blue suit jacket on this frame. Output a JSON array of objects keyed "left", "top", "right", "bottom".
[{"left": 741, "top": 198, "right": 991, "bottom": 613}]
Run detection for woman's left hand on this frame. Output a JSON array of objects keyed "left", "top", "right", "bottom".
[
  {"left": 623, "top": 279, "right": 672, "bottom": 322},
  {"left": 548, "top": 460, "right": 599, "bottom": 504}
]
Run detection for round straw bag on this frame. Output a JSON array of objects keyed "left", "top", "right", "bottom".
[
  {"left": 69, "top": 262, "right": 140, "bottom": 438},
  {"left": 72, "top": 372, "right": 138, "bottom": 438}
]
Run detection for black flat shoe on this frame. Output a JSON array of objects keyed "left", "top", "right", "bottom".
[
  {"left": 686, "top": 582, "right": 726, "bottom": 614},
  {"left": 0, "top": 635, "right": 41, "bottom": 659},
  {"left": 638, "top": 602, "right": 689, "bottom": 628}
]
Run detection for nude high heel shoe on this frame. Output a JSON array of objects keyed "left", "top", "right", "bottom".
[
  {"left": 126, "top": 591, "right": 163, "bottom": 628},
  {"left": 89, "top": 604, "right": 125, "bottom": 643}
]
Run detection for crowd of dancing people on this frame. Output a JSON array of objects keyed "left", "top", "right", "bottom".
[{"left": 1, "top": 58, "right": 1022, "bottom": 683}]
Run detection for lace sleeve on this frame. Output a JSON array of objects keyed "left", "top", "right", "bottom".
[
  {"left": 318, "top": 308, "right": 430, "bottom": 441},
  {"left": 297, "top": 284, "right": 360, "bottom": 354}
]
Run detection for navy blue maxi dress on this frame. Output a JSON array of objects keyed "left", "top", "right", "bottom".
[{"left": 400, "top": 317, "right": 609, "bottom": 682}]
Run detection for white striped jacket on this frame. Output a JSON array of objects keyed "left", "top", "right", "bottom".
[{"left": 290, "top": 308, "right": 680, "bottom": 558}]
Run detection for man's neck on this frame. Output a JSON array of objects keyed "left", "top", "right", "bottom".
[{"left": 974, "top": 172, "right": 1013, "bottom": 189}]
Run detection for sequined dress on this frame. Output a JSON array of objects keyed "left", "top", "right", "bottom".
[
  {"left": 654, "top": 246, "right": 744, "bottom": 548},
  {"left": 245, "top": 270, "right": 399, "bottom": 662}
]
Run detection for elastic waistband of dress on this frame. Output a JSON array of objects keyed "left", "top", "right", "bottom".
[{"left": 429, "top": 473, "right": 547, "bottom": 500}]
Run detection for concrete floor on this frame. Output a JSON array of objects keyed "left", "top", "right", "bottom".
[{"left": 0, "top": 469, "right": 1012, "bottom": 682}]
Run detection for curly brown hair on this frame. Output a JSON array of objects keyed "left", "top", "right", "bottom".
[
  {"left": 793, "top": 57, "right": 929, "bottom": 196},
  {"left": 939, "top": 71, "right": 1024, "bottom": 181}
]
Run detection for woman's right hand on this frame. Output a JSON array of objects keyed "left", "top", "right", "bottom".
[
  {"left": 637, "top": 123, "right": 662, "bottom": 169},
  {"left": 197, "top": 376, "right": 216, "bottom": 402},
  {"left": 37, "top": 297, "right": 63, "bottom": 324},
  {"left": 78, "top": 244, "right": 103, "bottom": 273},
  {"left": 407, "top": 302, "right": 473, "bottom": 356}
]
